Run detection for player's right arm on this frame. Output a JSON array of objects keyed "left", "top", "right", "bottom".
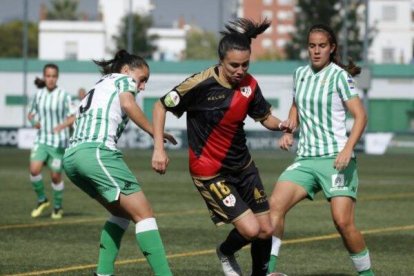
[
  {"left": 152, "top": 100, "right": 169, "bottom": 174},
  {"left": 120, "top": 91, "right": 154, "bottom": 135},
  {"left": 279, "top": 99, "right": 298, "bottom": 151}
]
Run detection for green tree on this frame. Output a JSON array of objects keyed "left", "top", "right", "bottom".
[
  {"left": 0, "top": 20, "right": 38, "bottom": 57},
  {"left": 46, "top": 0, "right": 79, "bottom": 20},
  {"left": 185, "top": 29, "right": 218, "bottom": 60},
  {"left": 113, "top": 14, "right": 157, "bottom": 59},
  {"left": 285, "top": 0, "right": 374, "bottom": 62}
]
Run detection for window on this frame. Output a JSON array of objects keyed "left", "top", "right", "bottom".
[
  {"left": 277, "top": 10, "right": 293, "bottom": 20},
  {"left": 265, "top": 25, "right": 273, "bottom": 34},
  {"left": 278, "top": 0, "right": 293, "bottom": 5},
  {"left": 262, "top": 10, "right": 273, "bottom": 21},
  {"left": 276, "top": 39, "right": 287, "bottom": 48},
  {"left": 382, "top": 5, "right": 397, "bottom": 21},
  {"left": 263, "top": 0, "right": 273, "bottom": 5},
  {"left": 262, "top": 39, "right": 273, "bottom": 49},
  {"left": 382, "top": 48, "right": 395, "bottom": 63},
  {"left": 64, "top": 41, "right": 77, "bottom": 60}
]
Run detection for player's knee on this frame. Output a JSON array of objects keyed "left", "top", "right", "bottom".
[
  {"left": 333, "top": 216, "right": 354, "bottom": 233},
  {"left": 30, "top": 168, "right": 42, "bottom": 176},
  {"left": 259, "top": 224, "right": 274, "bottom": 239},
  {"left": 239, "top": 225, "right": 260, "bottom": 240},
  {"left": 51, "top": 174, "right": 62, "bottom": 184}
]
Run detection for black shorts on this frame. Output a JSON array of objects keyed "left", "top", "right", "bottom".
[{"left": 191, "top": 162, "right": 269, "bottom": 225}]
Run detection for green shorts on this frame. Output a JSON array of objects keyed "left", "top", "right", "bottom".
[
  {"left": 278, "top": 157, "right": 359, "bottom": 200},
  {"left": 63, "top": 143, "right": 141, "bottom": 203},
  {"left": 30, "top": 143, "right": 65, "bottom": 172}
]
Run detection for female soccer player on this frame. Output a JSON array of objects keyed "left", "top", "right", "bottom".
[
  {"left": 267, "top": 24, "right": 374, "bottom": 276},
  {"left": 63, "top": 50, "right": 176, "bottom": 276},
  {"left": 28, "top": 63, "right": 75, "bottom": 219},
  {"left": 152, "top": 18, "right": 290, "bottom": 276}
]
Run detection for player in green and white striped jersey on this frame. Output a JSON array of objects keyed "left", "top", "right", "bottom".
[
  {"left": 63, "top": 50, "right": 176, "bottom": 276},
  {"left": 267, "top": 25, "right": 374, "bottom": 276},
  {"left": 27, "top": 63, "right": 75, "bottom": 220}
]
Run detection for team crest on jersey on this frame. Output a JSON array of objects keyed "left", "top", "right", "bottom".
[
  {"left": 240, "top": 86, "right": 252, "bottom": 98},
  {"left": 164, "top": 91, "right": 180, "bottom": 107},
  {"left": 222, "top": 194, "right": 236, "bottom": 207}
]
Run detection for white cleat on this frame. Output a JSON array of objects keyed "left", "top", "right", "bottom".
[{"left": 216, "top": 246, "right": 243, "bottom": 276}]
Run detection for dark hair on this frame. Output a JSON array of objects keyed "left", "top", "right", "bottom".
[
  {"left": 93, "top": 49, "right": 149, "bottom": 75},
  {"left": 218, "top": 18, "right": 271, "bottom": 60},
  {"left": 34, "top": 63, "right": 59, "bottom": 88},
  {"left": 307, "top": 24, "right": 361, "bottom": 77}
]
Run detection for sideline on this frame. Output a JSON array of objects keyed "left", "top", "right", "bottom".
[
  {"left": 4, "top": 224, "right": 414, "bottom": 276},
  {"left": 1, "top": 192, "right": 413, "bottom": 231}
]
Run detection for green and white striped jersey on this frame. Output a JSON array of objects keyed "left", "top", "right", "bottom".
[
  {"left": 68, "top": 73, "right": 138, "bottom": 150},
  {"left": 28, "top": 87, "right": 73, "bottom": 148},
  {"left": 293, "top": 63, "right": 359, "bottom": 157}
]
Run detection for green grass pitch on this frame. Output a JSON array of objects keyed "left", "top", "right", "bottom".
[{"left": 0, "top": 148, "right": 413, "bottom": 275}]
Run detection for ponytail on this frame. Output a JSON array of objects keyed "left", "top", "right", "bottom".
[
  {"left": 218, "top": 18, "right": 271, "bottom": 60},
  {"left": 93, "top": 49, "right": 149, "bottom": 75}
]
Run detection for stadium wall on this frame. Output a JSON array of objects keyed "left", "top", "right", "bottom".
[{"left": 1, "top": 59, "right": 413, "bottom": 134}]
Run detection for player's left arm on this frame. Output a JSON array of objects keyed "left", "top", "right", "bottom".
[{"left": 335, "top": 97, "right": 367, "bottom": 171}]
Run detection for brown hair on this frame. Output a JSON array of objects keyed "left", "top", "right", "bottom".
[
  {"left": 93, "top": 49, "right": 149, "bottom": 75},
  {"left": 34, "top": 63, "right": 59, "bottom": 88}
]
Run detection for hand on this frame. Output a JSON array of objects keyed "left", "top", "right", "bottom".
[
  {"left": 278, "top": 133, "right": 294, "bottom": 151},
  {"left": 152, "top": 149, "right": 169, "bottom": 174},
  {"left": 163, "top": 132, "right": 177, "bottom": 145},
  {"left": 279, "top": 119, "right": 297, "bottom": 133},
  {"left": 334, "top": 148, "right": 352, "bottom": 171},
  {"left": 33, "top": 122, "right": 41, "bottom": 129},
  {"left": 53, "top": 124, "right": 65, "bottom": 133}
]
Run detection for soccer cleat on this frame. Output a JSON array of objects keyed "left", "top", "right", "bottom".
[
  {"left": 94, "top": 273, "right": 114, "bottom": 276},
  {"left": 216, "top": 246, "right": 243, "bottom": 276},
  {"left": 31, "top": 199, "right": 50, "bottom": 218},
  {"left": 267, "top": 273, "right": 288, "bottom": 276},
  {"left": 51, "top": 208, "right": 64, "bottom": 219}
]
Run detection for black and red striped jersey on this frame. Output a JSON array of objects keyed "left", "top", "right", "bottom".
[{"left": 160, "top": 66, "right": 271, "bottom": 177}]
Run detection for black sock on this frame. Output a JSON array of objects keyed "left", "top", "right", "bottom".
[
  {"left": 250, "top": 237, "right": 272, "bottom": 276},
  {"left": 219, "top": 228, "right": 250, "bottom": 256}
]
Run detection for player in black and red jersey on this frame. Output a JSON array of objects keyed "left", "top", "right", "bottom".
[{"left": 152, "top": 18, "right": 291, "bottom": 276}]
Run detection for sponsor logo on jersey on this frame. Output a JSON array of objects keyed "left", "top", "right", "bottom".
[
  {"left": 240, "top": 86, "right": 252, "bottom": 98},
  {"left": 254, "top": 188, "right": 267, "bottom": 203},
  {"left": 222, "top": 194, "right": 236, "bottom": 207},
  {"left": 164, "top": 91, "right": 180, "bottom": 107}
]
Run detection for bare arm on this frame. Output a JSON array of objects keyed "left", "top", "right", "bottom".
[
  {"left": 54, "top": 115, "right": 76, "bottom": 133},
  {"left": 334, "top": 97, "right": 367, "bottom": 171},
  {"left": 120, "top": 92, "right": 154, "bottom": 135},
  {"left": 261, "top": 101, "right": 298, "bottom": 132},
  {"left": 278, "top": 100, "right": 298, "bottom": 150},
  {"left": 28, "top": 113, "right": 41, "bottom": 129},
  {"left": 151, "top": 100, "right": 169, "bottom": 174}
]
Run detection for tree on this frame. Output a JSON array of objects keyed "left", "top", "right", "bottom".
[
  {"left": 46, "top": 0, "right": 79, "bottom": 20},
  {"left": 0, "top": 20, "right": 38, "bottom": 57},
  {"left": 285, "top": 0, "right": 374, "bottom": 62},
  {"left": 113, "top": 13, "right": 157, "bottom": 59},
  {"left": 185, "top": 28, "right": 218, "bottom": 60}
]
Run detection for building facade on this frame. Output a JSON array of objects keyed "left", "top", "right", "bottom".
[{"left": 237, "top": 0, "right": 295, "bottom": 60}]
